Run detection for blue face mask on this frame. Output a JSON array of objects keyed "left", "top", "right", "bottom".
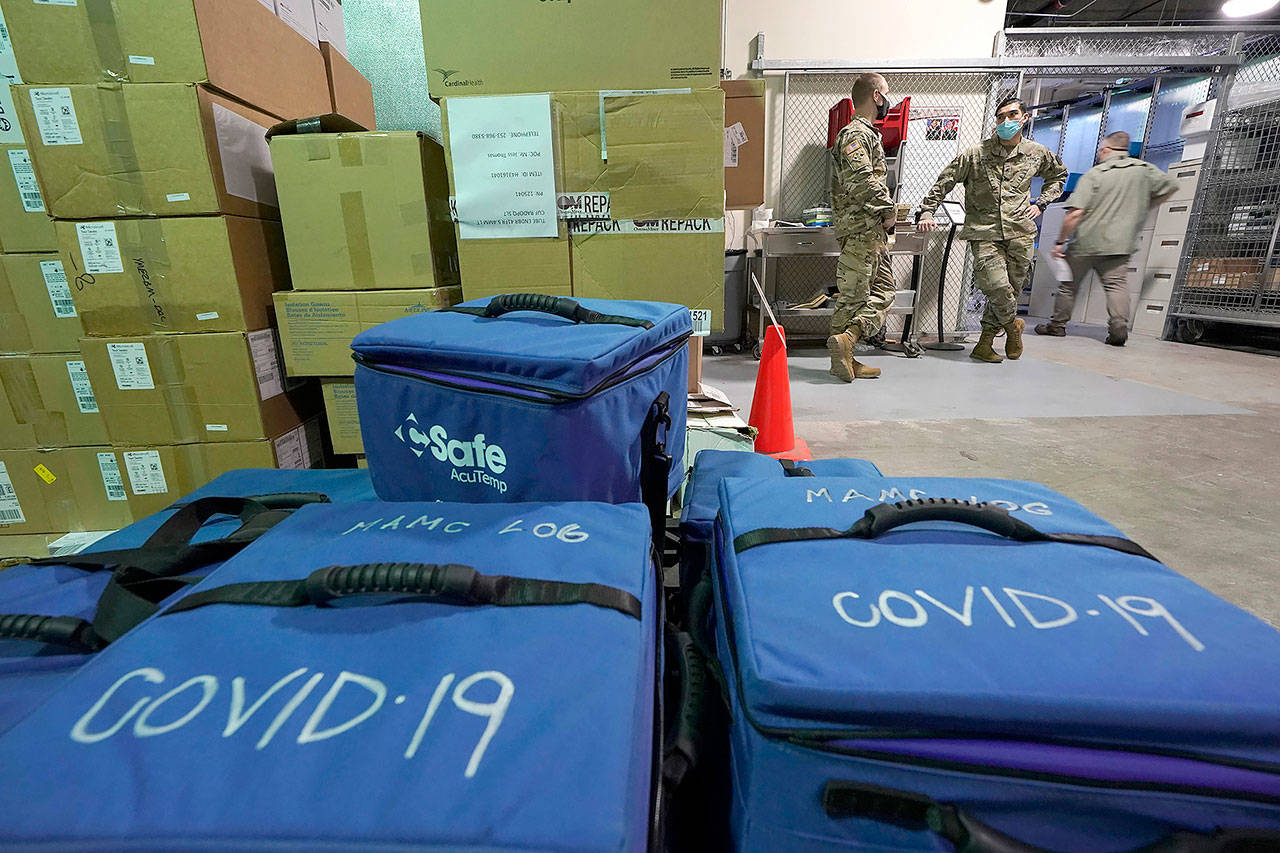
[{"left": 996, "top": 119, "right": 1023, "bottom": 141}]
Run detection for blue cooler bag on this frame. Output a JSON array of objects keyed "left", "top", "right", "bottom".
[
  {"left": 0, "top": 469, "right": 374, "bottom": 736},
  {"left": 679, "top": 452, "right": 882, "bottom": 597},
  {"left": 353, "top": 294, "right": 689, "bottom": 532},
  {"left": 0, "top": 498, "right": 661, "bottom": 851},
  {"left": 713, "top": 476, "right": 1280, "bottom": 851}
]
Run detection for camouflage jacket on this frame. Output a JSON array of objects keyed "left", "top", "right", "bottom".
[
  {"left": 831, "top": 115, "right": 894, "bottom": 239},
  {"left": 919, "top": 135, "right": 1068, "bottom": 241}
]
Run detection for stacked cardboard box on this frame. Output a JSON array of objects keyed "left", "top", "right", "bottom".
[
  {"left": 422, "top": 0, "right": 728, "bottom": 330},
  {"left": 0, "top": 0, "right": 367, "bottom": 544},
  {"left": 269, "top": 118, "right": 461, "bottom": 458}
]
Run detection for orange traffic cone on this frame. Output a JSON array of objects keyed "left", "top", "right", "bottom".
[{"left": 748, "top": 325, "right": 811, "bottom": 460}]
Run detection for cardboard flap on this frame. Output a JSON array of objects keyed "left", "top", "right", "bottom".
[{"left": 266, "top": 114, "right": 370, "bottom": 139}]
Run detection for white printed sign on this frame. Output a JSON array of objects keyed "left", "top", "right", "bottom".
[
  {"left": 567, "top": 218, "right": 725, "bottom": 236},
  {"left": 96, "top": 453, "right": 127, "bottom": 502},
  {"left": 107, "top": 342, "right": 154, "bottom": 391},
  {"left": 41, "top": 260, "right": 75, "bottom": 317},
  {"left": 555, "top": 192, "right": 610, "bottom": 221},
  {"left": 76, "top": 222, "right": 124, "bottom": 274},
  {"left": 9, "top": 150, "right": 43, "bottom": 212},
  {"left": 0, "top": 461, "right": 24, "bottom": 524},
  {"left": 248, "top": 328, "right": 285, "bottom": 401},
  {"left": 127, "top": 55, "right": 155, "bottom": 66},
  {"left": 723, "top": 129, "right": 738, "bottom": 168},
  {"left": 66, "top": 360, "right": 98, "bottom": 413},
  {"left": 446, "top": 93, "right": 558, "bottom": 239},
  {"left": 690, "top": 309, "right": 711, "bottom": 337},
  {"left": 727, "top": 121, "right": 748, "bottom": 148},
  {"left": 28, "top": 87, "right": 82, "bottom": 145},
  {"left": 123, "top": 450, "right": 168, "bottom": 496}
]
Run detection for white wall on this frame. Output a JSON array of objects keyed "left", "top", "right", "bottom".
[
  {"left": 723, "top": 0, "right": 1007, "bottom": 77},
  {"left": 723, "top": 0, "right": 1008, "bottom": 247}
]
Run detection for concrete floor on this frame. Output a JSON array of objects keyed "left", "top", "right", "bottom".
[{"left": 704, "top": 319, "right": 1280, "bottom": 625}]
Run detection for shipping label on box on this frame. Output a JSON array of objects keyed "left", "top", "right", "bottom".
[
  {"left": 0, "top": 142, "right": 56, "bottom": 252},
  {"left": 0, "top": 253, "right": 83, "bottom": 354},
  {"left": 322, "top": 379, "right": 362, "bottom": 455}
]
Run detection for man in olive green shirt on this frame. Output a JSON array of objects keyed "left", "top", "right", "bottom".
[
  {"left": 1038, "top": 131, "right": 1178, "bottom": 346},
  {"left": 918, "top": 96, "right": 1068, "bottom": 364}
]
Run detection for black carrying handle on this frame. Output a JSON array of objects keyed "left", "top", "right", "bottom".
[
  {"left": 0, "top": 614, "right": 104, "bottom": 653},
  {"left": 480, "top": 293, "right": 654, "bottom": 328},
  {"left": 853, "top": 498, "right": 1041, "bottom": 542},
  {"left": 734, "top": 498, "right": 1159, "bottom": 562},
  {"left": 823, "top": 781, "right": 1280, "bottom": 853},
  {"left": 663, "top": 629, "right": 711, "bottom": 788},
  {"left": 164, "top": 562, "right": 643, "bottom": 620}
]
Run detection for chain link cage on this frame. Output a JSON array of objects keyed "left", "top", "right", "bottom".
[
  {"left": 777, "top": 70, "right": 1019, "bottom": 340},
  {"left": 1170, "top": 33, "right": 1280, "bottom": 331},
  {"left": 771, "top": 28, "right": 1273, "bottom": 344}
]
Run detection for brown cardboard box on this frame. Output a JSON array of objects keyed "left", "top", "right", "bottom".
[
  {"left": 2, "top": 0, "right": 330, "bottom": 122},
  {"left": 722, "top": 80, "right": 765, "bottom": 209},
  {"left": 0, "top": 144, "right": 57, "bottom": 253},
  {"left": 57, "top": 216, "right": 289, "bottom": 336},
  {"left": 457, "top": 234, "right": 573, "bottom": 301},
  {"left": 79, "top": 331, "right": 319, "bottom": 445},
  {"left": 440, "top": 90, "right": 723, "bottom": 305},
  {"left": 557, "top": 89, "right": 725, "bottom": 221},
  {"left": 1186, "top": 257, "right": 1263, "bottom": 289},
  {"left": 570, "top": 221, "right": 725, "bottom": 330},
  {"left": 113, "top": 423, "right": 322, "bottom": 518},
  {"left": 687, "top": 337, "right": 703, "bottom": 394},
  {"left": 15, "top": 83, "right": 280, "bottom": 220},
  {"left": 322, "top": 44, "right": 374, "bottom": 130},
  {"left": 418, "top": 0, "right": 719, "bottom": 99},
  {"left": 0, "top": 354, "right": 109, "bottom": 449},
  {"left": 322, "top": 380, "right": 362, "bottom": 454},
  {"left": 0, "top": 447, "right": 135, "bottom": 534},
  {"left": 0, "top": 532, "right": 67, "bottom": 561},
  {"left": 274, "top": 286, "right": 461, "bottom": 376},
  {"left": 0, "top": 253, "right": 84, "bottom": 353},
  {"left": 269, "top": 130, "right": 457, "bottom": 290}
]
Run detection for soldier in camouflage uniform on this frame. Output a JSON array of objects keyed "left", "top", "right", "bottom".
[
  {"left": 918, "top": 95, "right": 1067, "bottom": 363},
  {"left": 826, "top": 73, "right": 897, "bottom": 382}
]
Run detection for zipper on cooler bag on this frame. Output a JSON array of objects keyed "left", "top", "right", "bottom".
[{"left": 353, "top": 332, "right": 690, "bottom": 405}]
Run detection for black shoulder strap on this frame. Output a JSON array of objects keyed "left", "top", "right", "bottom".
[
  {"left": 163, "top": 562, "right": 643, "bottom": 621},
  {"left": 640, "top": 392, "right": 674, "bottom": 547},
  {"left": 734, "top": 498, "right": 1159, "bottom": 562},
  {"left": 0, "top": 493, "right": 330, "bottom": 652}
]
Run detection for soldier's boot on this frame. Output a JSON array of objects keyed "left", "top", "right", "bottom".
[
  {"left": 1003, "top": 317, "right": 1026, "bottom": 360},
  {"left": 852, "top": 358, "right": 881, "bottom": 379},
  {"left": 969, "top": 328, "right": 1004, "bottom": 363},
  {"left": 827, "top": 330, "right": 857, "bottom": 383}
]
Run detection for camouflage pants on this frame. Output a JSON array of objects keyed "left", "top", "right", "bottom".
[
  {"left": 971, "top": 237, "right": 1034, "bottom": 331},
  {"left": 830, "top": 233, "right": 895, "bottom": 339}
]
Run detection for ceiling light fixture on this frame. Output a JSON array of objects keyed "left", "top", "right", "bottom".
[{"left": 1222, "top": 0, "right": 1280, "bottom": 18}]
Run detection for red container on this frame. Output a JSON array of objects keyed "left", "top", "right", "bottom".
[{"left": 826, "top": 96, "right": 912, "bottom": 156}]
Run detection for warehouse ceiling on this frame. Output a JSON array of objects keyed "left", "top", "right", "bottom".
[{"left": 1007, "top": 0, "right": 1280, "bottom": 26}]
